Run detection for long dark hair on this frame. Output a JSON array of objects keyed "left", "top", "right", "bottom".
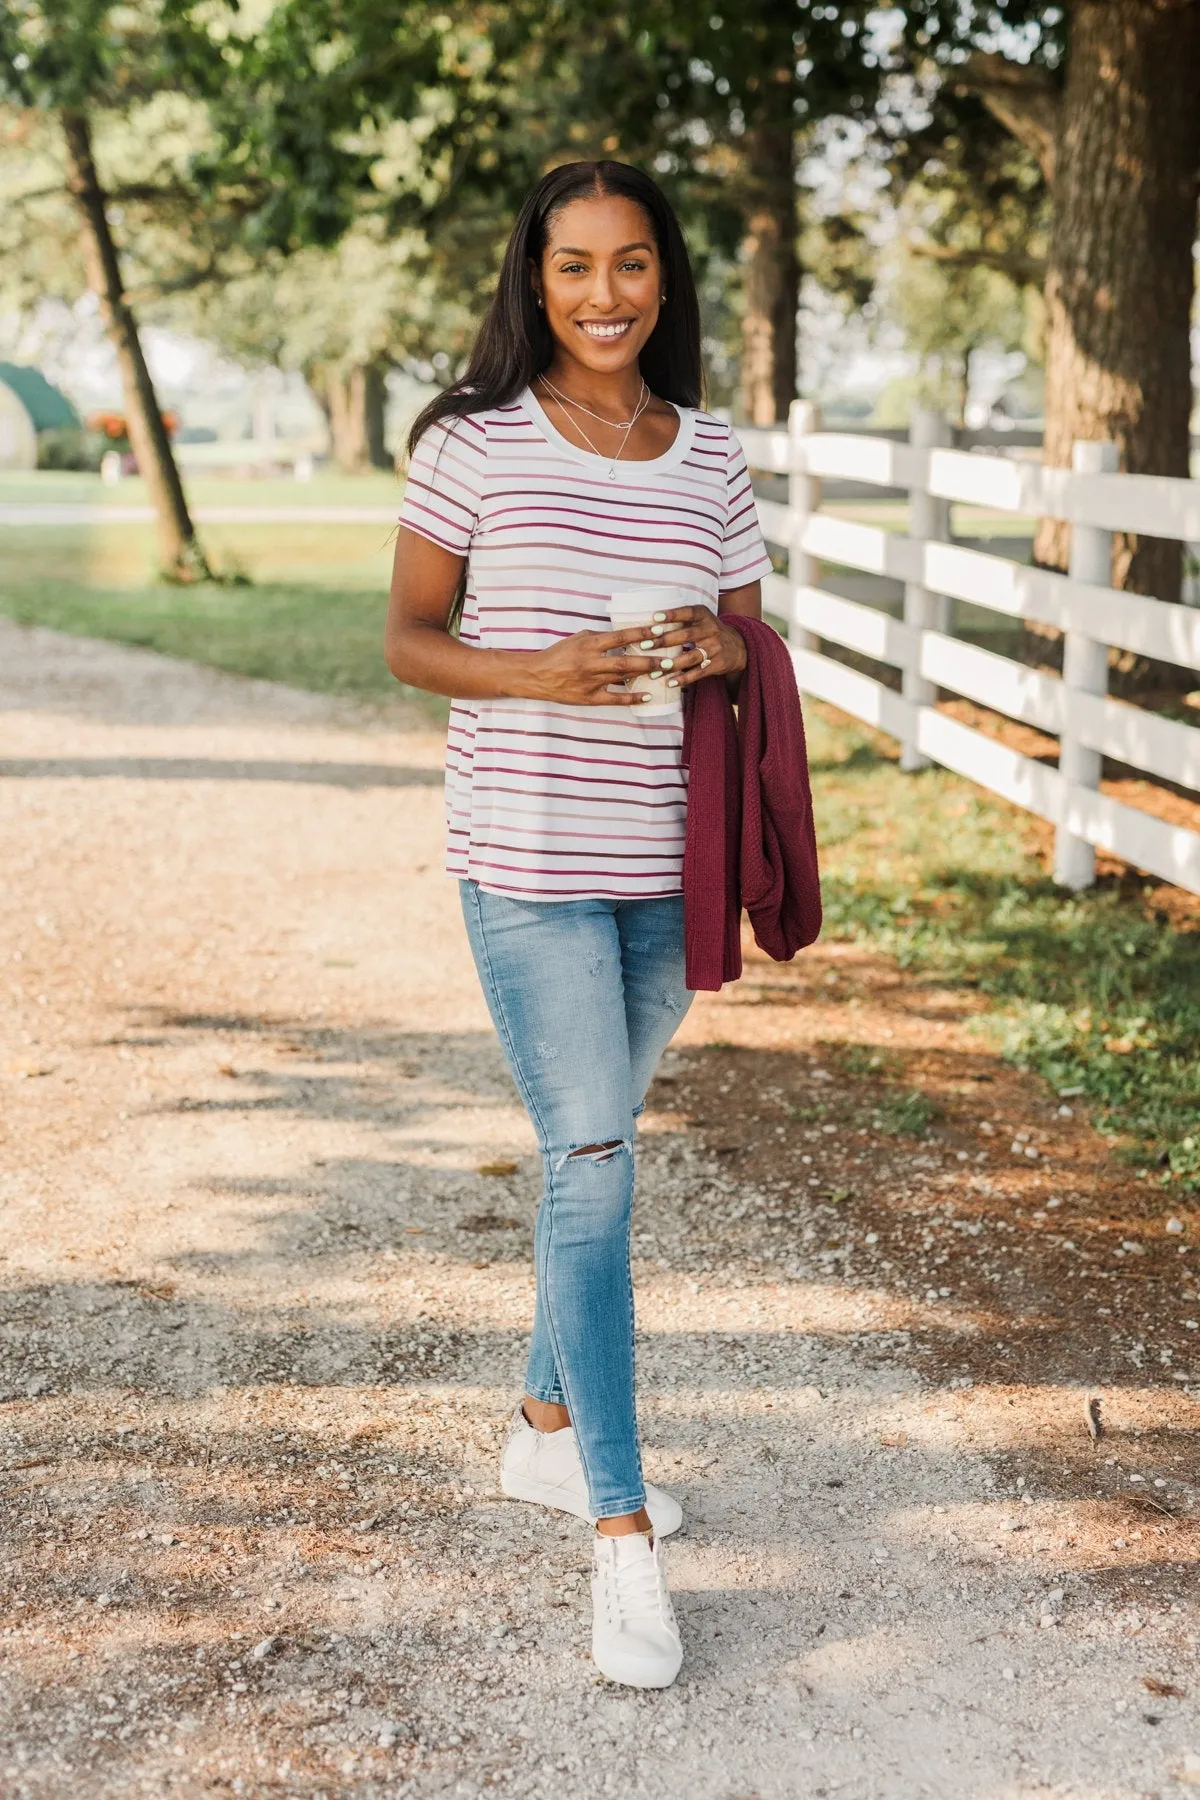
[{"left": 407, "top": 160, "right": 703, "bottom": 455}]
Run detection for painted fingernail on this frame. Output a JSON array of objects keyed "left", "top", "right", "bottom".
[
  {"left": 649, "top": 668, "right": 663, "bottom": 679},
  {"left": 639, "top": 639, "right": 655, "bottom": 649},
  {"left": 641, "top": 692, "right": 653, "bottom": 702},
  {"left": 651, "top": 623, "right": 667, "bottom": 636},
  {"left": 660, "top": 658, "right": 675, "bottom": 671},
  {"left": 653, "top": 612, "right": 667, "bottom": 622},
  {"left": 667, "top": 677, "right": 680, "bottom": 688}
]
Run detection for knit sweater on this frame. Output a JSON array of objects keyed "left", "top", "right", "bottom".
[{"left": 680, "top": 614, "right": 822, "bottom": 991}]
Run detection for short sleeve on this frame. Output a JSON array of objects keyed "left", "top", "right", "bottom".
[
  {"left": 718, "top": 428, "right": 774, "bottom": 589},
  {"left": 397, "top": 412, "right": 488, "bottom": 556}
]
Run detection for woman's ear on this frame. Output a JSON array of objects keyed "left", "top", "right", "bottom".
[{"left": 528, "top": 260, "right": 544, "bottom": 310}]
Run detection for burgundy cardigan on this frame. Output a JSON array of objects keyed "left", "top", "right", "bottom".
[{"left": 680, "top": 614, "right": 822, "bottom": 991}]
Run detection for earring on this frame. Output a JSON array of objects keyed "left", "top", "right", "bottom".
[
  {"left": 660, "top": 293, "right": 666, "bottom": 303},
  {"left": 536, "top": 296, "right": 544, "bottom": 309}
]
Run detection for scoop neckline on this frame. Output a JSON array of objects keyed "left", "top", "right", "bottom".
[{"left": 520, "top": 384, "right": 695, "bottom": 477}]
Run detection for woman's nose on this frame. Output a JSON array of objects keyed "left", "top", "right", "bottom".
[{"left": 589, "top": 271, "right": 616, "bottom": 309}]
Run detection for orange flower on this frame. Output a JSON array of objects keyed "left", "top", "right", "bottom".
[{"left": 88, "top": 411, "right": 128, "bottom": 440}]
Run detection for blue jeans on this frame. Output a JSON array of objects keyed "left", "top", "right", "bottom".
[{"left": 459, "top": 883, "right": 694, "bottom": 1518}]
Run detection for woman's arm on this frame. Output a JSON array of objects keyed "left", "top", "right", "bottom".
[{"left": 384, "top": 526, "right": 664, "bottom": 707}]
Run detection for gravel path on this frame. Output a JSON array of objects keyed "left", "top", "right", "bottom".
[{"left": 2, "top": 618, "right": 1198, "bottom": 1800}]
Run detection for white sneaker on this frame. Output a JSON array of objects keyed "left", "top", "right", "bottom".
[
  {"left": 591, "top": 1530, "right": 682, "bottom": 1688},
  {"left": 499, "top": 1407, "right": 683, "bottom": 1537}
]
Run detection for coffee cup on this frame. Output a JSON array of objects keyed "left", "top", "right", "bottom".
[{"left": 608, "top": 586, "right": 712, "bottom": 713}]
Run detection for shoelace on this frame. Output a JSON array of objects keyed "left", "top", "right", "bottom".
[{"left": 602, "top": 1542, "right": 675, "bottom": 1630}]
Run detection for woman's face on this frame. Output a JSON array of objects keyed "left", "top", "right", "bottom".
[{"left": 532, "top": 193, "right": 664, "bottom": 375}]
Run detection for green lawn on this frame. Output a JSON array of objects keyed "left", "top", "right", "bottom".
[
  {"left": 0, "top": 499, "right": 403, "bottom": 698},
  {"left": 1, "top": 577, "right": 409, "bottom": 701},
  {"left": 0, "top": 522, "right": 394, "bottom": 595},
  {"left": 0, "top": 468, "right": 403, "bottom": 510},
  {"left": 2, "top": 510, "right": 1195, "bottom": 1193},
  {"left": 811, "top": 717, "right": 1199, "bottom": 1192}
]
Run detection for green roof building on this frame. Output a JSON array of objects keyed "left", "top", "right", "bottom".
[
  {"left": 0, "top": 363, "right": 81, "bottom": 432},
  {"left": 0, "top": 364, "right": 85, "bottom": 471}
]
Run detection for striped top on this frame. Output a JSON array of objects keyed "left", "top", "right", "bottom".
[{"left": 397, "top": 386, "right": 773, "bottom": 900}]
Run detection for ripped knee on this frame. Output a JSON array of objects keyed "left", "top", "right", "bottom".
[
  {"left": 553, "top": 1138, "right": 629, "bottom": 1172},
  {"left": 571, "top": 1139, "right": 623, "bottom": 1163}
]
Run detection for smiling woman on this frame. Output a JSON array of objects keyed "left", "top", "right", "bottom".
[{"left": 383, "top": 161, "right": 778, "bottom": 1692}]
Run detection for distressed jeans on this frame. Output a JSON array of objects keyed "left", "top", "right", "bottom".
[{"left": 459, "top": 882, "right": 694, "bottom": 1517}]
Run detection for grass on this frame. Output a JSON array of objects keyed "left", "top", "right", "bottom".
[
  {"left": 0, "top": 499, "right": 405, "bottom": 703},
  {"left": 868, "top": 1090, "right": 942, "bottom": 1138},
  {"left": 0, "top": 524, "right": 395, "bottom": 595},
  {"left": 809, "top": 711, "right": 1200, "bottom": 1190},
  {"left": 0, "top": 468, "right": 404, "bottom": 509},
  {"left": 1, "top": 578, "right": 406, "bottom": 701},
  {"left": 1, "top": 519, "right": 1195, "bottom": 1189}
]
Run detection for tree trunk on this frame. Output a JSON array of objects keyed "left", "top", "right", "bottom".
[
  {"left": 60, "top": 109, "right": 210, "bottom": 584},
  {"left": 309, "top": 362, "right": 391, "bottom": 473},
  {"left": 1036, "top": 0, "right": 1200, "bottom": 609},
  {"left": 957, "top": 346, "right": 973, "bottom": 430},
  {"left": 738, "top": 117, "right": 799, "bottom": 427}
]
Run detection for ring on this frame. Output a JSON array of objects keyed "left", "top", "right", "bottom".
[{"left": 699, "top": 648, "right": 712, "bottom": 670}]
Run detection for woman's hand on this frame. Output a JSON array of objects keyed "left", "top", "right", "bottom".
[
  {"left": 518, "top": 626, "right": 665, "bottom": 706},
  {"left": 639, "top": 605, "right": 747, "bottom": 691}
]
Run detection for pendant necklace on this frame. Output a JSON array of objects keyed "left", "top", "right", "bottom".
[{"left": 538, "top": 374, "right": 651, "bottom": 479}]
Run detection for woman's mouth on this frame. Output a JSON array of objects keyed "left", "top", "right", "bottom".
[{"left": 576, "top": 319, "right": 635, "bottom": 341}]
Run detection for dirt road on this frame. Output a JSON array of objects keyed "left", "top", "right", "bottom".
[{"left": 2, "top": 618, "right": 1197, "bottom": 1799}]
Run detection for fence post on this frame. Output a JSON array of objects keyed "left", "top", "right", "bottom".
[
  {"left": 1053, "top": 439, "right": 1117, "bottom": 890},
  {"left": 787, "top": 398, "right": 821, "bottom": 654},
  {"left": 900, "top": 409, "right": 953, "bottom": 771}
]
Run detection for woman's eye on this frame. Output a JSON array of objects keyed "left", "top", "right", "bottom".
[{"left": 619, "top": 261, "right": 647, "bottom": 272}]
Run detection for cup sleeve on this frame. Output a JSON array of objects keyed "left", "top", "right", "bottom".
[
  {"left": 718, "top": 430, "right": 775, "bottom": 590},
  {"left": 398, "top": 414, "right": 487, "bottom": 556}
]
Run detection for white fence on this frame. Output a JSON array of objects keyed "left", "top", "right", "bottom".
[{"left": 744, "top": 404, "right": 1200, "bottom": 897}]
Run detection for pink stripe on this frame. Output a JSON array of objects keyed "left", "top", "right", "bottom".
[
  {"left": 476, "top": 542, "right": 715, "bottom": 575},
  {"left": 481, "top": 822, "right": 684, "bottom": 845},
  {"left": 473, "top": 780, "right": 685, "bottom": 809},
  {"left": 472, "top": 745, "right": 685, "bottom": 774},
  {"left": 476, "top": 725, "right": 683, "bottom": 749},
  {"left": 487, "top": 490, "right": 724, "bottom": 527},
  {"left": 474, "top": 841, "right": 683, "bottom": 862},
  {"left": 397, "top": 512, "right": 464, "bottom": 553},
  {"left": 473, "top": 758, "right": 686, "bottom": 786},
  {"left": 470, "top": 855, "right": 682, "bottom": 879}
]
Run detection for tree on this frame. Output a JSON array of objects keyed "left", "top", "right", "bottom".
[
  {"left": 168, "top": 216, "right": 479, "bottom": 470},
  {"left": 177, "top": 2, "right": 885, "bottom": 434},
  {"left": 0, "top": 1, "right": 230, "bottom": 580},
  {"left": 289, "top": 1, "right": 884, "bottom": 426},
  {"left": 805, "top": 94, "right": 1048, "bottom": 422},
  {"left": 900, "top": 1, "right": 1200, "bottom": 607},
  {"left": 879, "top": 233, "right": 1039, "bottom": 429},
  {"left": 591, "top": 2, "right": 883, "bottom": 425},
  {"left": 0, "top": 0, "right": 457, "bottom": 501}
]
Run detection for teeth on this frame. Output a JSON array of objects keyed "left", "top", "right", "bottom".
[{"left": 579, "top": 322, "right": 631, "bottom": 339}]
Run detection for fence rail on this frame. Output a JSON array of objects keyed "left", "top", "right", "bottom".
[{"left": 748, "top": 403, "right": 1200, "bottom": 897}]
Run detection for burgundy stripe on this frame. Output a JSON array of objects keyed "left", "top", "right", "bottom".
[
  {"left": 473, "top": 780, "right": 686, "bottom": 810},
  {"left": 475, "top": 724, "right": 683, "bottom": 749},
  {"left": 480, "top": 823, "right": 684, "bottom": 845},
  {"left": 471, "top": 745, "right": 685, "bottom": 774},
  {"left": 468, "top": 857, "right": 684, "bottom": 882},
  {"left": 472, "top": 762, "right": 686, "bottom": 792}
]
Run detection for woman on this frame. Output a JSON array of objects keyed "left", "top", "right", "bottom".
[{"left": 385, "top": 159, "right": 773, "bottom": 1689}]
